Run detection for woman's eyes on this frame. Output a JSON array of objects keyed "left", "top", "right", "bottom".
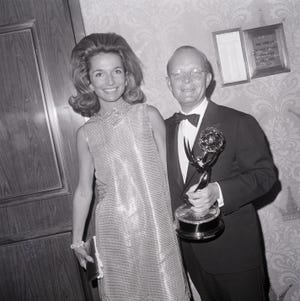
[
  {"left": 95, "top": 72, "right": 104, "bottom": 78},
  {"left": 94, "top": 68, "right": 124, "bottom": 78},
  {"left": 114, "top": 68, "right": 124, "bottom": 75}
]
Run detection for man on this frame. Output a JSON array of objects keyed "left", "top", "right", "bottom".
[{"left": 165, "top": 46, "right": 276, "bottom": 301}]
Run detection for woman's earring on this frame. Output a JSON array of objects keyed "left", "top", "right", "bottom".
[
  {"left": 125, "top": 72, "right": 130, "bottom": 86},
  {"left": 89, "top": 83, "right": 94, "bottom": 91}
]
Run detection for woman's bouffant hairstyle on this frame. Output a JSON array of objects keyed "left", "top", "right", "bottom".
[{"left": 68, "top": 33, "right": 145, "bottom": 117}]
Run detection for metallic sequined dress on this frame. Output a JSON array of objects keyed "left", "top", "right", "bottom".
[{"left": 83, "top": 102, "right": 190, "bottom": 301}]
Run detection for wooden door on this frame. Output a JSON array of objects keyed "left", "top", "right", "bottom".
[{"left": 0, "top": 0, "right": 90, "bottom": 300}]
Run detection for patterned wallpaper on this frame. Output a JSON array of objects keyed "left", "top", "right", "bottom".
[{"left": 79, "top": 0, "right": 300, "bottom": 300}]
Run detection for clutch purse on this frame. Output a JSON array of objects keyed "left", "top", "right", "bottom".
[{"left": 86, "top": 236, "right": 103, "bottom": 281}]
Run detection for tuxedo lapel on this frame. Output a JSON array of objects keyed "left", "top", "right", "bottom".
[
  {"left": 166, "top": 118, "right": 184, "bottom": 191},
  {"left": 184, "top": 101, "right": 220, "bottom": 193}
]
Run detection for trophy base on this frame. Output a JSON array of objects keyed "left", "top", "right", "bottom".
[
  {"left": 176, "top": 216, "right": 224, "bottom": 241},
  {"left": 175, "top": 204, "right": 225, "bottom": 241}
]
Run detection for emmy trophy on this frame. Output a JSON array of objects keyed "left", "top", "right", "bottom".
[{"left": 175, "top": 127, "right": 226, "bottom": 241}]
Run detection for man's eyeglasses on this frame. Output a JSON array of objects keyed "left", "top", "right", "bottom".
[{"left": 170, "top": 69, "right": 206, "bottom": 82}]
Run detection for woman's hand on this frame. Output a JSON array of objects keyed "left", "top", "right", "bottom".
[{"left": 72, "top": 241, "right": 94, "bottom": 269}]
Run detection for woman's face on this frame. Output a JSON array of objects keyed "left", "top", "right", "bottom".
[{"left": 88, "top": 52, "right": 126, "bottom": 104}]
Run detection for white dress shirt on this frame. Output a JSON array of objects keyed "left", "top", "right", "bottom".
[
  {"left": 178, "top": 99, "right": 207, "bottom": 181},
  {"left": 177, "top": 98, "right": 224, "bottom": 207}
]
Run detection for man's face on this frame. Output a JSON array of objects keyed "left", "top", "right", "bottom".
[{"left": 166, "top": 49, "right": 212, "bottom": 113}]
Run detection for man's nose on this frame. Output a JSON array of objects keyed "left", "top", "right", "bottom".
[{"left": 183, "top": 74, "right": 192, "bottom": 83}]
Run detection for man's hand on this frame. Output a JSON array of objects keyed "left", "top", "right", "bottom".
[{"left": 186, "top": 182, "right": 220, "bottom": 215}]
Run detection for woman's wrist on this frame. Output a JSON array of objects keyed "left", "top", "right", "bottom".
[{"left": 70, "top": 241, "right": 84, "bottom": 249}]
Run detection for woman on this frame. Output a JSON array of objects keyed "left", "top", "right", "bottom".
[{"left": 69, "top": 32, "right": 190, "bottom": 301}]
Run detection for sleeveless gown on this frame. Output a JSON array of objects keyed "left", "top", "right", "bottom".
[{"left": 82, "top": 101, "right": 190, "bottom": 301}]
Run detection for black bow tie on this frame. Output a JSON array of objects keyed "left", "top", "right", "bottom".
[{"left": 175, "top": 112, "right": 200, "bottom": 127}]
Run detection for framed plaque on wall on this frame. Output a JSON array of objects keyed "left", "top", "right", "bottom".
[{"left": 243, "top": 23, "right": 290, "bottom": 79}]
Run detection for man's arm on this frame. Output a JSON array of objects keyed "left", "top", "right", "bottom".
[
  {"left": 217, "top": 114, "right": 276, "bottom": 214},
  {"left": 187, "top": 114, "right": 276, "bottom": 215}
]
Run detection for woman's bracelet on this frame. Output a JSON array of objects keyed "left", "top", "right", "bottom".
[{"left": 70, "top": 241, "right": 84, "bottom": 249}]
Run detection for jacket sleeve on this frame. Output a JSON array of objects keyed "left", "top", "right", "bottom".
[{"left": 218, "top": 114, "right": 277, "bottom": 215}]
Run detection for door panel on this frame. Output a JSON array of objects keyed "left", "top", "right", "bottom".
[
  {"left": 0, "top": 24, "right": 63, "bottom": 200},
  {"left": 0, "top": 0, "right": 88, "bottom": 300},
  {"left": 0, "top": 234, "right": 82, "bottom": 300}
]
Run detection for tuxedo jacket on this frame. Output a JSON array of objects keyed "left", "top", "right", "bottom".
[{"left": 165, "top": 100, "right": 276, "bottom": 275}]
